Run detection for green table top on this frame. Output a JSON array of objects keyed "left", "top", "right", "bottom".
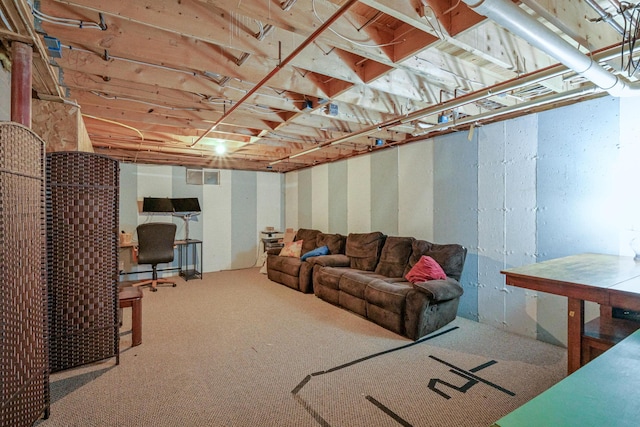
[{"left": 492, "top": 328, "right": 640, "bottom": 426}]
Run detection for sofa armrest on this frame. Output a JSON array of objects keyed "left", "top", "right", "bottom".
[
  {"left": 412, "top": 278, "right": 463, "bottom": 302},
  {"left": 307, "top": 254, "right": 350, "bottom": 268}
]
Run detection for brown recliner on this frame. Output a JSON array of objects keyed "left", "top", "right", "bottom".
[{"left": 266, "top": 228, "right": 345, "bottom": 293}]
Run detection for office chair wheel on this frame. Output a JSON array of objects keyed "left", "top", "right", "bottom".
[
  {"left": 172, "top": 284, "right": 177, "bottom": 287},
  {"left": 151, "top": 288, "right": 158, "bottom": 292}
]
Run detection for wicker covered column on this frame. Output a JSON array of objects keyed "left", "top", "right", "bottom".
[
  {"left": 0, "top": 123, "right": 49, "bottom": 425},
  {"left": 46, "top": 152, "right": 120, "bottom": 372}
]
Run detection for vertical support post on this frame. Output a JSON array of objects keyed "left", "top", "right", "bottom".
[{"left": 11, "top": 42, "right": 33, "bottom": 128}]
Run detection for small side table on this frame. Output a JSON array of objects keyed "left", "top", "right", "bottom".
[{"left": 119, "top": 286, "right": 143, "bottom": 347}]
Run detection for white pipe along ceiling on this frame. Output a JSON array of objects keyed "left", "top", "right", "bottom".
[{"left": 463, "top": 0, "right": 640, "bottom": 97}]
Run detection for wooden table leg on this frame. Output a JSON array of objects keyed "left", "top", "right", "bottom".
[
  {"left": 130, "top": 297, "right": 142, "bottom": 346},
  {"left": 567, "top": 297, "right": 585, "bottom": 374}
]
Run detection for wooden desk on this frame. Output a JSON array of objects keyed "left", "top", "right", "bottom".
[
  {"left": 492, "top": 327, "right": 640, "bottom": 426},
  {"left": 501, "top": 253, "right": 640, "bottom": 373},
  {"left": 119, "top": 239, "right": 202, "bottom": 280}
]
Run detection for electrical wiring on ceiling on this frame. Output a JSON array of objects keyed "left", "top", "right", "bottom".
[
  {"left": 89, "top": 91, "right": 200, "bottom": 111},
  {"left": 28, "top": 0, "right": 105, "bottom": 30},
  {"left": 619, "top": 2, "right": 640, "bottom": 76},
  {"left": 310, "top": 0, "right": 405, "bottom": 49}
]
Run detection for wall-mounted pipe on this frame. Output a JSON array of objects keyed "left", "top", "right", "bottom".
[
  {"left": 11, "top": 42, "right": 33, "bottom": 127},
  {"left": 462, "top": 0, "right": 640, "bottom": 97},
  {"left": 411, "top": 85, "right": 600, "bottom": 137},
  {"left": 584, "top": 0, "right": 624, "bottom": 35}
]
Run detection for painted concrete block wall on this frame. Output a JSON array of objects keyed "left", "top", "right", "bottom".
[
  {"left": 371, "top": 148, "right": 399, "bottom": 235},
  {"left": 257, "top": 172, "right": 284, "bottom": 235},
  {"left": 502, "top": 116, "right": 539, "bottom": 339},
  {"left": 398, "top": 140, "right": 434, "bottom": 240},
  {"left": 172, "top": 166, "right": 203, "bottom": 242},
  {"left": 205, "top": 169, "right": 233, "bottom": 272},
  {"left": 119, "top": 164, "right": 140, "bottom": 236},
  {"left": 433, "top": 132, "right": 479, "bottom": 321},
  {"left": 347, "top": 154, "right": 371, "bottom": 232},
  {"left": 477, "top": 115, "right": 538, "bottom": 339},
  {"left": 285, "top": 172, "right": 299, "bottom": 230},
  {"left": 328, "top": 161, "right": 348, "bottom": 234},
  {"left": 0, "top": 67, "right": 9, "bottom": 120},
  {"left": 311, "top": 164, "right": 329, "bottom": 231},
  {"left": 298, "top": 169, "right": 312, "bottom": 228},
  {"left": 536, "top": 96, "right": 622, "bottom": 345},
  {"left": 231, "top": 170, "right": 257, "bottom": 269},
  {"left": 618, "top": 96, "right": 640, "bottom": 254},
  {"left": 119, "top": 163, "right": 282, "bottom": 274}
]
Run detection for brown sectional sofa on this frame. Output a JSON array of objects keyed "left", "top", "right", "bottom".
[{"left": 266, "top": 230, "right": 466, "bottom": 341}]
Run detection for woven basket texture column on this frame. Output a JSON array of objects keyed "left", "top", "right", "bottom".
[
  {"left": 0, "top": 122, "right": 49, "bottom": 425},
  {"left": 46, "top": 151, "right": 119, "bottom": 373}
]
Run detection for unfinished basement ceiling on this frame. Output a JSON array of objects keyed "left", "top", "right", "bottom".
[{"left": 0, "top": 0, "right": 636, "bottom": 172}]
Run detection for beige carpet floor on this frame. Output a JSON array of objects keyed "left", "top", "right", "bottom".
[{"left": 35, "top": 268, "right": 566, "bottom": 427}]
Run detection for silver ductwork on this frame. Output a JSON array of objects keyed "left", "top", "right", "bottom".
[{"left": 462, "top": 0, "right": 640, "bottom": 96}]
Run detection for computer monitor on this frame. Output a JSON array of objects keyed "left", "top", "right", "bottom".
[
  {"left": 171, "top": 197, "right": 201, "bottom": 213},
  {"left": 142, "top": 197, "right": 175, "bottom": 213}
]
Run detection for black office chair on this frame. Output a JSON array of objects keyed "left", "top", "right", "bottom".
[{"left": 133, "top": 222, "right": 177, "bottom": 292}]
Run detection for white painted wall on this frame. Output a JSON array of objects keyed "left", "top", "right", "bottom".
[
  {"left": 477, "top": 115, "right": 539, "bottom": 339},
  {"left": 347, "top": 155, "right": 371, "bottom": 232},
  {"left": 256, "top": 171, "right": 283, "bottom": 259},
  {"left": 398, "top": 139, "right": 434, "bottom": 240},
  {"left": 311, "top": 164, "right": 329, "bottom": 231},
  {"left": 284, "top": 172, "right": 298, "bottom": 229},
  {"left": 203, "top": 169, "right": 232, "bottom": 272},
  {"left": 120, "top": 164, "right": 282, "bottom": 274},
  {"left": 618, "top": 96, "right": 640, "bottom": 254}
]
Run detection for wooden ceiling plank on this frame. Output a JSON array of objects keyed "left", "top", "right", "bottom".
[{"left": 392, "top": 23, "right": 439, "bottom": 63}]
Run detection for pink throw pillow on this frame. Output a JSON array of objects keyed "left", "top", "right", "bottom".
[
  {"left": 405, "top": 255, "right": 447, "bottom": 283},
  {"left": 279, "top": 240, "right": 303, "bottom": 258}
]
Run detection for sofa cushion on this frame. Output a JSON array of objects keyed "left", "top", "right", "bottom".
[
  {"left": 294, "top": 228, "right": 322, "bottom": 254},
  {"left": 365, "top": 280, "right": 413, "bottom": 336},
  {"left": 374, "top": 236, "right": 414, "bottom": 278},
  {"left": 316, "top": 232, "right": 346, "bottom": 254},
  {"left": 339, "top": 271, "right": 379, "bottom": 299},
  {"left": 365, "top": 280, "right": 413, "bottom": 315},
  {"left": 405, "top": 255, "right": 447, "bottom": 283},
  {"left": 404, "top": 240, "right": 467, "bottom": 281},
  {"left": 301, "top": 245, "right": 330, "bottom": 261},
  {"left": 345, "top": 232, "right": 386, "bottom": 271},
  {"left": 279, "top": 240, "right": 303, "bottom": 258},
  {"left": 314, "top": 266, "right": 348, "bottom": 291}
]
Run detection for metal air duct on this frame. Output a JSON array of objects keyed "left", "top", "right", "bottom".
[{"left": 462, "top": 0, "right": 640, "bottom": 96}]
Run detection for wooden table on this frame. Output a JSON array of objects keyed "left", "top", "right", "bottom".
[
  {"left": 492, "top": 327, "right": 640, "bottom": 426},
  {"left": 501, "top": 253, "right": 640, "bottom": 374},
  {"left": 119, "top": 287, "right": 143, "bottom": 347}
]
